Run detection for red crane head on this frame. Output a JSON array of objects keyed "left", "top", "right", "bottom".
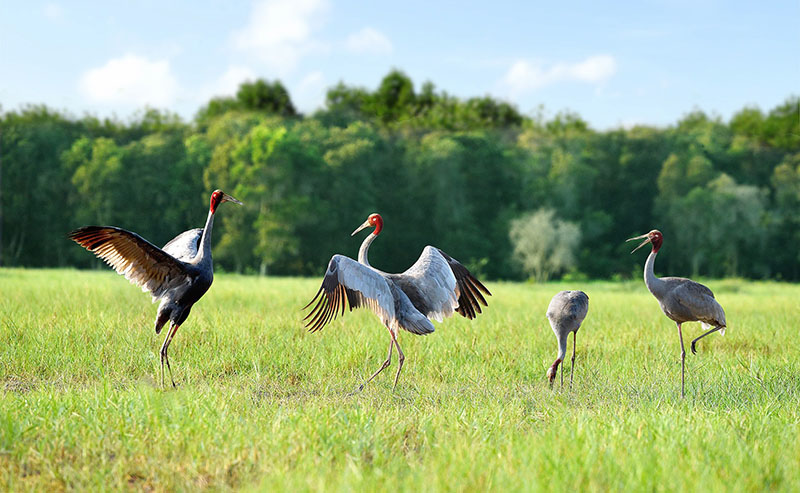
[
  {"left": 627, "top": 229, "right": 663, "bottom": 253},
  {"left": 351, "top": 213, "right": 384, "bottom": 236},
  {"left": 210, "top": 189, "right": 244, "bottom": 213}
]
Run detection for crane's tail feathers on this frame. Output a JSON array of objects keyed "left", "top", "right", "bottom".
[{"left": 702, "top": 322, "right": 726, "bottom": 336}]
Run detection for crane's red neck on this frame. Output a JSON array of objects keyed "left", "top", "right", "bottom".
[
  {"left": 368, "top": 213, "right": 383, "bottom": 235},
  {"left": 210, "top": 190, "right": 224, "bottom": 213}
]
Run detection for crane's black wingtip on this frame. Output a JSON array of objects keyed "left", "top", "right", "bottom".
[
  {"left": 301, "top": 286, "right": 324, "bottom": 311},
  {"left": 68, "top": 226, "right": 88, "bottom": 240}
]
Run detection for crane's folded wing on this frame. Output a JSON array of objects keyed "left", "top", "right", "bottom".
[
  {"left": 69, "top": 226, "right": 191, "bottom": 301},
  {"left": 303, "top": 255, "right": 395, "bottom": 332},
  {"left": 672, "top": 280, "right": 727, "bottom": 328},
  {"left": 546, "top": 290, "right": 589, "bottom": 325}
]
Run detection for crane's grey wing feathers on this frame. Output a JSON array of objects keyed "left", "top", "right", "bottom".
[
  {"left": 390, "top": 246, "right": 461, "bottom": 322},
  {"left": 162, "top": 228, "right": 202, "bottom": 262},
  {"left": 435, "top": 248, "right": 491, "bottom": 320},
  {"left": 304, "top": 255, "right": 395, "bottom": 332},
  {"left": 672, "top": 280, "right": 727, "bottom": 329},
  {"left": 69, "top": 226, "right": 191, "bottom": 301}
]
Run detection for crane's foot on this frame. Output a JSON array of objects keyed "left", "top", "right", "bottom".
[
  {"left": 690, "top": 341, "right": 698, "bottom": 355},
  {"left": 160, "top": 352, "right": 178, "bottom": 389},
  {"left": 391, "top": 353, "right": 405, "bottom": 392},
  {"left": 350, "top": 342, "right": 394, "bottom": 396},
  {"left": 347, "top": 384, "right": 366, "bottom": 397}
]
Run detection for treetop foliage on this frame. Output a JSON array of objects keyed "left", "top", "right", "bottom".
[{"left": 2, "top": 71, "right": 798, "bottom": 280}]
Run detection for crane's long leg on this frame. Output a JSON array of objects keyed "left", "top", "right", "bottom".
[
  {"left": 690, "top": 326, "right": 724, "bottom": 355},
  {"left": 159, "top": 324, "right": 172, "bottom": 388},
  {"left": 677, "top": 323, "right": 685, "bottom": 398},
  {"left": 391, "top": 331, "right": 405, "bottom": 392},
  {"left": 353, "top": 339, "right": 394, "bottom": 394},
  {"left": 569, "top": 331, "right": 577, "bottom": 389},
  {"left": 159, "top": 323, "right": 180, "bottom": 388}
]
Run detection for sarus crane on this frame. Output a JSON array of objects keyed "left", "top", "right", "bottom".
[
  {"left": 69, "top": 189, "right": 242, "bottom": 387},
  {"left": 545, "top": 290, "right": 589, "bottom": 388},
  {"left": 303, "top": 213, "right": 492, "bottom": 392},
  {"left": 627, "top": 229, "right": 727, "bottom": 398}
]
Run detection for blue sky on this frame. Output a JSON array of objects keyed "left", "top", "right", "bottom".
[{"left": 2, "top": 0, "right": 797, "bottom": 129}]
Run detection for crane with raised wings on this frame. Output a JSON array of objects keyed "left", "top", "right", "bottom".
[
  {"left": 304, "top": 213, "right": 491, "bottom": 392},
  {"left": 69, "top": 189, "right": 242, "bottom": 387}
]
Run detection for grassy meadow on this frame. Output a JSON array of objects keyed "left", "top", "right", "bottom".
[{"left": 1, "top": 268, "right": 799, "bottom": 491}]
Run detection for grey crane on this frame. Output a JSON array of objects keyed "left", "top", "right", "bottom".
[
  {"left": 303, "top": 213, "right": 492, "bottom": 392},
  {"left": 545, "top": 290, "right": 589, "bottom": 388},
  {"left": 627, "top": 229, "right": 727, "bottom": 398},
  {"left": 69, "top": 189, "right": 242, "bottom": 387}
]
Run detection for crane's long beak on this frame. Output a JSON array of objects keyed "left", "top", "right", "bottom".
[
  {"left": 221, "top": 193, "right": 243, "bottom": 206},
  {"left": 626, "top": 233, "right": 651, "bottom": 253},
  {"left": 351, "top": 220, "right": 371, "bottom": 236}
]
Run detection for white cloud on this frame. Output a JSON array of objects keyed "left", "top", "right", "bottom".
[
  {"left": 297, "top": 71, "right": 324, "bottom": 92},
  {"left": 232, "top": 0, "right": 329, "bottom": 74},
  {"left": 79, "top": 54, "right": 180, "bottom": 107},
  {"left": 501, "top": 55, "right": 617, "bottom": 95},
  {"left": 345, "top": 27, "right": 393, "bottom": 54},
  {"left": 293, "top": 70, "right": 326, "bottom": 113},
  {"left": 43, "top": 2, "right": 63, "bottom": 20},
  {"left": 200, "top": 65, "right": 258, "bottom": 101}
]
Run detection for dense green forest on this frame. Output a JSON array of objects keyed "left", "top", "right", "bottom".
[{"left": 2, "top": 71, "right": 798, "bottom": 280}]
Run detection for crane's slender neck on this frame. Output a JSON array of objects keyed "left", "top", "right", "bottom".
[
  {"left": 547, "top": 357, "right": 562, "bottom": 382},
  {"left": 195, "top": 209, "right": 215, "bottom": 264},
  {"left": 358, "top": 233, "right": 378, "bottom": 266},
  {"left": 644, "top": 249, "right": 666, "bottom": 297},
  {"left": 555, "top": 331, "right": 568, "bottom": 361}
]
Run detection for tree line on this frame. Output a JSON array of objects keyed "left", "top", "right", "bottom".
[{"left": 1, "top": 70, "right": 798, "bottom": 280}]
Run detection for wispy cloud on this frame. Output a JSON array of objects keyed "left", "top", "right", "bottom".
[
  {"left": 345, "top": 27, "right": 393, "bottom": 54},
  {"left": 43, "top": 2, "right": 63, "bottom": 20},
  {"left": 79, "top": 54, "right": 179, "bottom": 106},
  {"left": 231, "top": 0, "right": 329, "bottom": 74},
  {"left": 501, "top": 55, "right": 617, "bottom": 95}
]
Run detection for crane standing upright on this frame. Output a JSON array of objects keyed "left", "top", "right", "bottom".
[
  {"left": 304, "top": 213, "right": 491, "bottom": 392},
  {"left": 627, "top": 229, "right": 727, "bottom": 398},
  {"left": 546, "top": 290, "right": 589, "bottom": 388},
  {"left": 69, "top": 189, "right": 242, "bottom": 387}
]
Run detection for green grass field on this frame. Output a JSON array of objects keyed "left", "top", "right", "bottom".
[{"left": 1, "top": 268, "right": 799, "bottom": 491}]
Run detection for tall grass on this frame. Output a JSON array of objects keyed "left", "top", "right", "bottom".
[{"left": 1, "top": 269, "right": 799, "bottom": 490}]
